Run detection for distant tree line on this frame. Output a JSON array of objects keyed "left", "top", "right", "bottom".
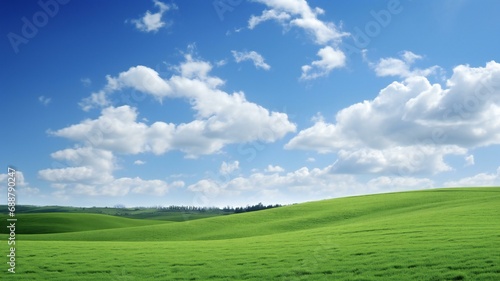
[
  {"left": 227, "top": 203, "right": 282, "bottom": 213},
  {"left": 157, "top": 202, "right": 283, "bottom": 214},
  {"left": 1, "top": 202, "right": 284, "bottom": 216}
]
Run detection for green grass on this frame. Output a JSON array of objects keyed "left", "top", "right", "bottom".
[
  {"left": 119, "top": 211, "right": 230, "bottom": 221},
  {"left": 0, "top": 205, "right": 228, "bottom": 222},
  {"left": 0, "top": 213, "right": 168, "bottom": 234},
  {"left": 1, "top": 187, "right": 499, "bottom": 280}
]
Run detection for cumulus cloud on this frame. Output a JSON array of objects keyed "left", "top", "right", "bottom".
[
  {"left": 134, "top": 160, "right": 146, "bottom": 165},
  {"left": 131, "top": 0, "right": 176, "bottom": 33},
  {"left": 69, "top": 178, "right": 179, "bottom": 197},
  {"left": 248, "top": 9, "right": 291, "bottom": 29},
  {"left": 103, "top": 177, "right": 181, "bottom": 196},
  {"left": 79, "top": 65, "right": 174, "bottom": 110},
  {"left": 38, "top": 146, "right": 182, "bottom": 196},
  {"left": 369, "top": 51, "right": 442, "bottom": 79},
  {"left": 444, "top": 167, "right": 500, "bottom": 187},
  {"left": 220, "top": 161, "right": 240, "bottom": 175},
  {"left": 248, "top": 0, "right": 349, "bottom": 80},
  {"left": 0, "top": 171, "right": 40, "bottom": 195},
  {"left": 366, "top": 176, "right": 434, "bottom": 190},
  {"left": 300, "top": 46, "right": 346, "bottom": 80},
  {"left": 187, "top": 164, "right": 434, "bottom": 206},
  {"left": 50, "top": 107, "right": 151, "bottom": 154},
  {"left": 265, "top": 165, "right": 285, "bottom": 173},
  {"left": 248, "top": 0, "right": 348, "bottom": 45},
  {"left": 188, "top": 165, "right": 355, "bottom": 203},
  {"left": 39, "top": 147, "right": 115, "bottom": 184},
  {"left": 41, "top": 52, "right": 297, "bottom": 197},
  {"left": 331, "top": 146, "right": 465, "bottom": 175},
  {"left": 231, "top": 50, "right": 271, "bottom": 70},
  {"left": 76, "top": 54, "right": 295, "bottom": 157},
  {"left": 287, "top": 60, "right": 500, "bottom": 175},
  {"left": 70, "top": 101, "right": 294, "bottom": 158}
]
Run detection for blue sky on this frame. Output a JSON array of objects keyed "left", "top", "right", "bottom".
[{"left": 1, "top": 0, "right": 500, "bottom": 207}]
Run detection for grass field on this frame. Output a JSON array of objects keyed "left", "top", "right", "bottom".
[
  {"left": 2, "top": 188, "right": 499, "bottom": 280},
  {"left": 0, "top": 205, "right": 229, "bottom": 222},
  {"left": 0, "top": 213, "right": 168, "bottom": 234}
]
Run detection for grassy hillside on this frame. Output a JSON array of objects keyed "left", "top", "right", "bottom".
[
  {"left": 18, "top": 187, "right": 500, "bottom": 241},
  {"left": 0, "top": 213, "right": 168, "bottom": 234},
  {"left": 0, "top": 204, "right": 229, "bottom": 221},
  {"left": 1, "top": 187, "right": 499, "bottom": 280}
]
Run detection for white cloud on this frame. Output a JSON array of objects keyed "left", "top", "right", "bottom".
[
  {"left": 401, "top": 51, "right": 422, "bottom": 64},
  {"left": 248, "top": 9, "right": 291, "bottom": 29},
  {"left": 38, "top": 146, "right": 182, "bottom": 197},
  {"left": 300, "top": 46, "right": 346, "bottom": 80},
  {"left": 187, "top": 164, "right": 435, "bottom": 206},
  {"left": 0, "top": 171, "right": 40, "bottom": 195},
  {"left": 110, "top": 177, "right": 178, "bottom": 196},
  {"left": 79, "top": 90, "right": 109, "bottom": 111},
  {"left": 39, "top": 147, "right": 115, "bottom": 184},
  {"left": 175, "top": 54, "right": 214, "bottom": 81},
  {"left": 367, "top": 176, "right": 434, "bottom": 190},
  {"left": 38, "top": 96, "right": 51, "bottom": 106},
  {"left": 231, "top": 50, "right": 271, "bottom": 70},
  {"left": 76, "top": 54, "right": 296, "bottom": 157},
  {"left": 444, "top": 167, "right": 500, "bottom": 187},
  {"left": 131, "top": 0, "right": 176, "bottom": 33},
  {"left": 79, "top": 65, "right": 174, "bottom": 110},
  {"left": 41, "top": 51, "right": 298, "bottom": 199},
  {"left": 464, "top": 155, "right": 474, "bottom": 166},
  {"left": 70, "top": 178, "right": 180, "bottom": 197},
  {"left": 134, "top": 160, "right": 146, "bottom": 165},
  {"left": 331, "top": 146, "right": 465, "bottom": 175},
  {"left": 285, "top": 119, "right": 352, "bottom": 153},
  {"left": 1, "top": 172, "right": 25, "bottom": 187},
  {"left": 369, "top": 51, "right": 442, "bottom": 79},
  {"left": 249, "top": 0, "right": 349, "bottom": 80},
  {"left": 188, "top": 179, "right": 222, "bottom": 196},
  {"left": 287, "top": 60, "right": 500, "bottom": 175},
  {"left": 50, "top": 106, "right": 151, "bottom": 154},
  {"left": 220, "top": 161, "right": 240, "bottom": 175},
  {"left": 188, "top": 165, "right": 355, "bottom": 204},
  {"left": 249, "top": 0, "right": 348, "bottom": 45},
  {"left": 265, "top": 165, "right": 285, "bottom": 173}
]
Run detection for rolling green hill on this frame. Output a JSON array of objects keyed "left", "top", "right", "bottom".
[
  {"left": 0, "top": 204, "right": 230, "bottom": 221},
  {"left": 17, "top": 187, "right": 500, "bottom": 242},
  {"left": 0, "top": 213, "right": 168, "bottom": 234},
  {"left": 1, "top": 187, "right": 499, "bottom": 280}
]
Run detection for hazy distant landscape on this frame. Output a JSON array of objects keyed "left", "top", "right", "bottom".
[
  {"left": 1, "top": 188, "right": 499, "bottom": 280},
  {"left": 0, "top": 203, "right": 282, "bottom": 228}
]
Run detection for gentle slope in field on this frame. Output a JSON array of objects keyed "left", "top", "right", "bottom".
[
  {"left": 14, "top": 187, "right": 500, "bottom": 241},
  {"left": 0, "top": 213, "right": 168, "bottom": 234}
]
